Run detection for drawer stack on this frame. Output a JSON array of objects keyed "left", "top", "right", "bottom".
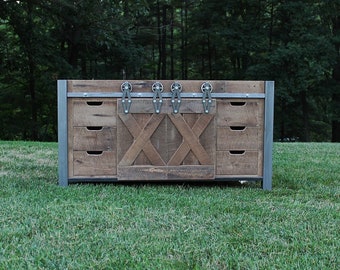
[
  {"left": 68, "top": 99, "right": 117, "bottom": 178},
  {"left": 216, "top": 100, "right": 264, "bottom": 177}
]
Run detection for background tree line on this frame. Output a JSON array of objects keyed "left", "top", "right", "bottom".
[{"left": 0, "top": 0, "right": 339, "bottom": 142}]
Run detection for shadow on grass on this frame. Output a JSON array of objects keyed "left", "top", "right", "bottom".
[{"left": 69, "top": 179, "right": 262, "bottom": 189}]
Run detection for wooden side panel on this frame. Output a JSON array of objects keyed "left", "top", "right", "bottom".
[
  {"left": 73, "top": 151, "right": 116, "bottom": 176},
  {"left": 72, "top": 99, "right": 116, "bottom": 127}
]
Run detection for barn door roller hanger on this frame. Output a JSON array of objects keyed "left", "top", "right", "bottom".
[{"left": 120, "top": 81, "right": 215, "bottom": 114}]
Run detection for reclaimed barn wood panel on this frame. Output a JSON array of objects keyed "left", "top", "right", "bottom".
[
  {"left": 73, "top": 151, "right": 116, "bottom": 177},
  {"left": 63, "top": 80, "right": 270, "bottom": 182},
  {"left": 216, "top": 127, "right": 262, "bottom": 151},
  {"left": 116, "top": 98, "right": 216, "bottom": 180},
  {"left": 216, "top": 150, "right": 262, "bottom": 176},
  {"left": 68, "top": 80, "right": 264, "bottom": 94},
  {"left": 216, "top": 100, "right": 264, "bottom": 127},
  {"left": 72, "top": 99, "right": 117, "bottom": 127},
  {"left": 118, "top": 165, "right": 215, "bottom": 180},
  {"left": 73, "top": 127, "right": 116, "bottom": 151}
]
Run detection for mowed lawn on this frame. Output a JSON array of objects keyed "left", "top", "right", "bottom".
[{"left": 0, "top": 141, "right": 339, "bottom": 269}]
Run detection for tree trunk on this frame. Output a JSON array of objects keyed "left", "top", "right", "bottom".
[
  {"left": 170, "top": 6, "right": 174, "bottom": 80},
  {"left": 27, "top": 1, "right": 38, "bottom": 140},
  {"left": 331, "top": 16, "right": 340, "bottom": 142},
  {"left": 300, "top": 90, "right": 310, "bottom": 142},
  {"left": 157, "top": 1, "right": 161, "bottom": 79},
  {"left": 181, "top": 0, "right": 188, "bottom": 79},
  {"left": 207, "top": 34, "right": 212, "bottom": 79},
  {"left": 161, "top": 4, "right": 167, "bottom": 79}
]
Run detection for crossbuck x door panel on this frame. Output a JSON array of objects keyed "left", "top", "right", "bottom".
[{"left": 117, "top": 99, "right": 216, "bottom": 180}]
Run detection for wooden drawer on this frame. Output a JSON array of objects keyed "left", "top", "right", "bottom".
[
  {"left": 217, "top": 126, "right": 263, "bottom": 151},
  {"left": 72, "top": 151, "right": 116, "bottom": 177},
  {"left": 217, "top": 100, "right": 264, "bottom": 127},
  {"left": 216, "top": 150, "right": 262, "bottom": 176},
  {"left": 73, "top": 127, "right": 116, "bottom": 151},
  {"left": 70, "top": 99, "right": 117, "bottom": 127}
]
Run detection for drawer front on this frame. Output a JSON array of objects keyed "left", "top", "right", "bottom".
[
  {"left": 216, "top": 150, "right": 262, "bottom": 176},
  {"left": 71, "top": 99, "right": 117, "bottom": 127},
  {"left": 73, "top": 127, "right": 116, "bottom": 151},
  {"left": 217, "top": 100, "right": 264, "bottom": 127},
  {"left": 217, "top": 127, "right": 263, "bottom": 150},
  {"left": 73, "top": 151, "right": 116, "bottom": 177}
]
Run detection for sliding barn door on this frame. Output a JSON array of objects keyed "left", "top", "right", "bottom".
[{"left": 117, "top": 99, "right": 216, "bottom": 180}]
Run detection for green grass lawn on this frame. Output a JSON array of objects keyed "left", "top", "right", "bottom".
[{"left": 0, "top": 141, "right": 339, "bottom": 269}]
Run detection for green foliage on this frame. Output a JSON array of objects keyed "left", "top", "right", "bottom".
[
  {"left": 0, "top": 141, "right": 339, "bottom": 269},
  {"left": 0, "top": 0, "right": 339, "bottom": 141}
]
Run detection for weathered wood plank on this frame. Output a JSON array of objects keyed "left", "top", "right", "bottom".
[
  {"left": 73, "top": 151, "right": 116, "bottom": 176},
  {"left": 68, "top": 80, "right": 264, "bottom": 94},
  {"left": 167, "top": 165, "right": 215, "bottom": 180},
  {"left": 73, "top": 127, "right": 116, "bottom": 151},
  {"left": 118, "top": 113, "right": 166, "bottom": 166},
  {"left": 118, "top": 166, "right": 167, "bottom": 180},
  {"left": 168, "top": 114, "right": 215, "bottom": 166},
  {"left": 216, "top": 150, "right": 261, "bottom": 176},
  {"left": 72, "top": 99, "right": 116, "bottom": 127},
  {"left": 216, "top": 99, "right": 264, "bottom": 127},
  {"left": 168, "top": 114, "right": 213, "bottom": 165},
  {"left": 217, "top": 127, "right": 263, "bottom": 151},
  {"left": 68, "top": 100, "right": 74, "bottom": 178},
  {"left": 182, "top": 114, "right": 200, "bottom": 165},
  {"left": 117, "top": 165, "right": 215, "bottom": 180}
]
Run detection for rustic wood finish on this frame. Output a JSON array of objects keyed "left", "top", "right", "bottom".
[{"left": 63, "top": 80, "right": 269, "bottom": 182}]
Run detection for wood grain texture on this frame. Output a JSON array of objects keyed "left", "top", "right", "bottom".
[
  {"left": 66, "top": 80, "right": 267, "bottom": 180},
  {"left": 217, "top": 127, "right": 263, "bottom": 151},
  {"left": 118, "top": 165, "right": 215, "bottom": 180},
  {"left": 118, "top": 113, "right": 166, "bottom": 166},
  {"left": 216, "top": 99, "right": 264, "bottom": 127},
  {"left": 72, "top": 99, "right": 116, "bottom": 127},
  {"left": 68, "top": 80, "right": 264, "bottom": 94},
  {"left": 216, "top": 150, "right": 262, "bottom": 176},
  {"left": 168, "top": 114, "right": 213, "bottom": 165},
  {"left": 73, "top": 151, "right": 116, "bottom": 176},
  {"left": 73, "top": 127, "right": 116, "bottom": 151},
  {"left": 168, "top": 114, "right": 215, "bottom": 165}
]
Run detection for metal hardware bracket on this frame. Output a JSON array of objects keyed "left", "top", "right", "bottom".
[
  {"left": 171, "top": 82, "right": 182, "bottom": 114},
  {"left": 201, "top": 82, "right": 213, "bottom": 113},
  {"left": 121, "top": 82, "right": 132, "bottom": 114},
  {"left": 152, "top": 82, "right": 163, "bottom": 114}
]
